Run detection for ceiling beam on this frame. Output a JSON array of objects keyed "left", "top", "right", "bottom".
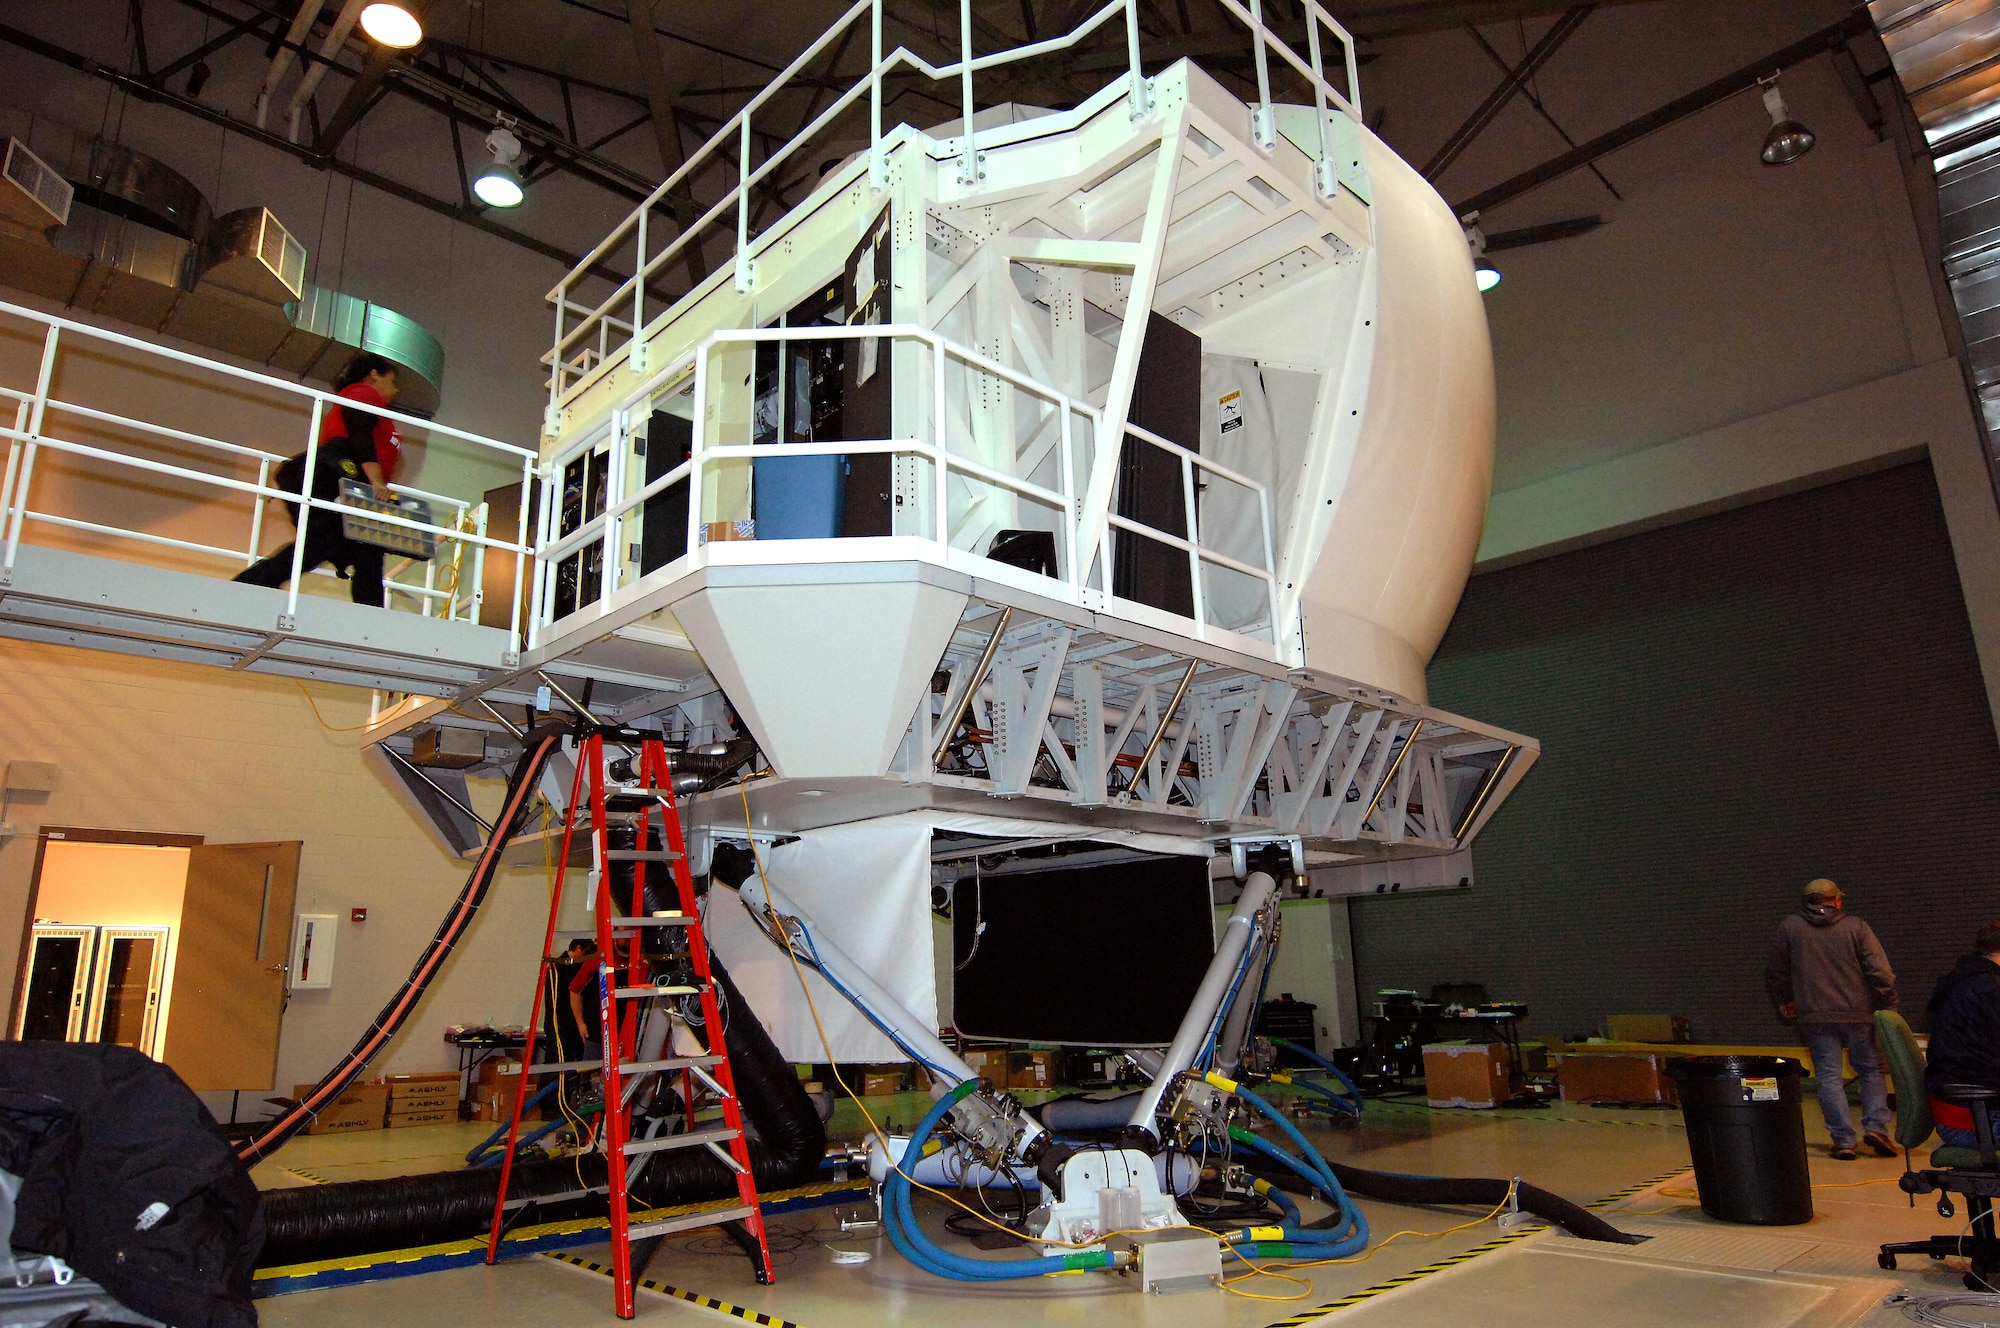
[
  {"left": 1422, "top": 4, "right": 1592, "bottom": 181},
  {"left": 1453, "top": 8, "right": 1876, "bottom": 218}
]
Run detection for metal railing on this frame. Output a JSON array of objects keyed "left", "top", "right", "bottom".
[
  {"left": 0, "top": 298, "right": 539, "bottom": 647},
  {"left": 529, "top": 321, "right": 1288, "bottom": 656},
  {"left": 543, "top": 0, "right": 1360, "bottom": 412}
]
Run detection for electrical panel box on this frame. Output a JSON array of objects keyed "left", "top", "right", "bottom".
[{"left": 289, "top": 913, "right": 338, "bottom": 990}]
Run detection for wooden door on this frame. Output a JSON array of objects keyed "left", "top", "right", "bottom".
[{"left": 159, "top": 842, "right": 300, "bottom": 1090}]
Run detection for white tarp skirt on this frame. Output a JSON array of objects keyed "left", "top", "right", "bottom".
[{"left": 703, "top": 810, "right": 1209, "bottom": 1062}]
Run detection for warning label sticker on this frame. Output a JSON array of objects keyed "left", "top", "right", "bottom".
[
  {"left": 1741, "top": 1076, "right": 1779, "bottom": 1101},
  {"left": 1218, "top": 390, "right": 1243, "bottom": 434}
]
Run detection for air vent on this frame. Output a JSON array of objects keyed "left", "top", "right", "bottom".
[
  {"left": 0, "top": 140, "right": 74, "bottom": 238},
  {"left": 198, "top": 206, "right": 307, "bottom": 305}
]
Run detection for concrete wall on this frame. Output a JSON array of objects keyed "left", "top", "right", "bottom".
[{"left": 0, "top": 639, "right": 547, "bottom": 1118}]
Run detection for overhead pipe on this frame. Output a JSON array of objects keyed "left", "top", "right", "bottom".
[
  {"left": 254, "top": 0, "right": 325, "bottom": 130},
  {"left": 285, "top": 0, "right": 369, "bottom": 144}
]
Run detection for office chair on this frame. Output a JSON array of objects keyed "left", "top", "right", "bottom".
[{"left": 1874, "top": 1009, "right": 2000, "bottom": 1290}]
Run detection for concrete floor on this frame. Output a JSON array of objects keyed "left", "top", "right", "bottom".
[{"left": 253, "top": 1096, "right": 1983, "bottom": 1326}]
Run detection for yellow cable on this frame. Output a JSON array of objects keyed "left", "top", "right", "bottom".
[
  {"left": 293, "top": 679, "right": 371, "bottom": 732},
  {"left": 1232, "top": 1181, "right": 1519, "bottom": 1278},
  {"left": 738, "top": 781, "right": 1223, "bottom": 1259}
]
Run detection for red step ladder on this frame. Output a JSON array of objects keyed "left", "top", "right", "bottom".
[{"left": 485, "top": 733, "right": 774, "bottom": 1316}]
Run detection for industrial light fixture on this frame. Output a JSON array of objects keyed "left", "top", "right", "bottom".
[
  {"left": 1462, "top": 213, "right": 1500, "bottom": 293},
  {"left": 1759, "top": 77, "right": 1815, "bottom": 166},
  {"left": 359, "top": 2, "right": 423, "bottom": 48},
  {"left": 473, "top": 126, "right": 525, "bottom": 208}
]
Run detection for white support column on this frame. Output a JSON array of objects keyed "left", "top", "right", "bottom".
[
  {"left": 1071, "top": 661, "right": 1107, "bottom": 805},
  {"left": 1074, "top": 109, "right": 1188, "bottom": 580}
]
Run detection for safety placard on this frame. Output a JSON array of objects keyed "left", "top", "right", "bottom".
[
  {"left": 1217, "top": 390, "right": 1243, "bottom": 433},
  {"left": 1740, "top": 1076, "right": 1779, "bottom": 1101}
]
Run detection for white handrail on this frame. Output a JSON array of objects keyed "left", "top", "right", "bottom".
[
  {"left": 544, "top": 0, "right": 1361, "bottom": 409},
  {"left": 531, "top": 318, "right": 1289, "bottom": 656},
  {"left": 0, "top": 300, "right": 537, "bottom": 645}
]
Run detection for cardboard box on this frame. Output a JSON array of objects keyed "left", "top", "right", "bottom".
[
  {"left": 1557, "top": 1053, "right": 1678, "bottom": 1105},
  {"left": 472, "top": 1095, "right": 520, "bottom": 1123},
  {"left": 961, "top": 1047, "right": 1007, "bottom": 1088},
  {"left": 1518, "top": 1042, "right": 1553, "bottom": 1075},
  {"left": 382, "top": 1071, "right": 459, "bottom": 1109},
  {"left": 860, "top": 1069, "right": 906, "bottom": 1096},
  {"left": 296, "top": 1081, "right": 387, "bottom": 1135},
  {"left": 477, "top": 1057, "right": 524, "bottom": 1088},
  {"left": 1008, "top": 1050, "right": 1057, "bottom": 1091},
  {"left": 386, "top": 1105, "right": 458, "bottom": 1128},
  {"left": 1606, "top": 1014, "right": 1692, "bottom": 1044},
  {"left": 701, "top": 520, "right": 756, "bottom": 544},
  {"left": 1422, "top": 1042, "right": 1511, "bottom": 1109}
]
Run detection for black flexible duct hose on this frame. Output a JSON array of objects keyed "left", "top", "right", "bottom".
[
  {"left": 257, "top": 960, "right": 824, "bottom": 1266},
  {"left": 240, "top": 727, "right": 568, "bottom": 1165},
  {"left": 1235, "top": 1152, "right": 1641, "bottom": 1245}
]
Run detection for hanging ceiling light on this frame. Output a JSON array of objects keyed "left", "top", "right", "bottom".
[
  {"left": 474, "top": 126, "right": 525, "bottom": 208},
  {"left": 359, "top": 3, "right": 423, "bottom": 48},
  {"left": 1759, "top": 78, "right": 1815, "bottom": 166},
  {"left": 1462, "top": 214, "right": 1500, "bottom": 293}
]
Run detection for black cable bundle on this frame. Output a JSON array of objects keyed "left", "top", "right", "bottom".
[
  {"left": 259, "top": 961, "right": 824, "bottom": 1265},
  {"left": 239, "top": 727, "right": 566, "bottom": 1166},
  {"left": 1234, "top": 1151, "right": 1643, "bottom": 1244}
]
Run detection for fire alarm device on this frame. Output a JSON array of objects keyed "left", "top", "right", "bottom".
[{"left": 351, "top": 907, "right": 367, "bottom": 923}]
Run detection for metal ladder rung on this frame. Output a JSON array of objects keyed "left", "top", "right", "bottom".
[
  {"left": 528, "top": 1059, "right": 599, "bottom": 1073},
  {"left": 624, "top": 1125, "right": 738, "bottom": 1157},
  {"left": 616, "top": 984, "right": 700, "bottom": 998},
  {"left": 503, "top": 1185, "right": 603, "bottom": 1209},
  {"left": 550, "top": 917, "right": 690, "bottom": 942},
  {"left": 626, "top": 1204, "right": 757, "bottom": 1242},
  {"left": 621, "top": 1054, "right": 724, "bottom": 1075},
  {"left": 605, "top": 849, "right": 682, "bottom": 862}
]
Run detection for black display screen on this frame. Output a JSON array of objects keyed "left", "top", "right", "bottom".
[{"left": 950, "top": 854, "right": 1215, "bottom": 1046}]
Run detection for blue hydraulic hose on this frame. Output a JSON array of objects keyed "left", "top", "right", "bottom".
[
  {"left": 1271, "top": 1039, "right": 1365, "bottom": 1114},
  {"left": 1209, "top": 1073, "right": 1368, "bottom": 1253},
  {"left": 1225, "top": 1131, "right": 1369, "bottom": 1252},
  {"left": 883, "top": 1081, "right": 1122, "bottom": 1281}
]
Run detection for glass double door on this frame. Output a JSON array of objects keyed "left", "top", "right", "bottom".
[{"left": 14, "top": 924, "right": 169, "bottom": 1057}]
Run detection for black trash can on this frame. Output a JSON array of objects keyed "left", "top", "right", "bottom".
[{"left": 1664, "top": 1055, "right": 1813, "bottom": 1225}]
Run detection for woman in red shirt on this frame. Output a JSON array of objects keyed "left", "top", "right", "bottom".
[{"left": 235, "top": 352, "right": 404, "bottom": 606}]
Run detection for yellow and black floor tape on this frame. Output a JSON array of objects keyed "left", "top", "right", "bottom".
[
  {"left": 547, "top": 1250, "right": 807, "bottom": 1328},
  {"left": 1261, "top": 1166, "right": 1691, "bottom": 1326}
]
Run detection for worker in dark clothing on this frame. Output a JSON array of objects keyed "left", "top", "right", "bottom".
[
  {"left": 565, "top": 937, "right": 604, "bottom": 1061},
  {"left": 1766, "top": 878, "right": 1899, "bottom": 1159},
  {"left": 234, "top": 351, "right": 404, "bottom": 606},
  {"left": 1926, "top": 921, "right": 2000, "bottom": 1149}
]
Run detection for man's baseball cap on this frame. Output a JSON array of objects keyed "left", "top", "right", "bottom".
[{"left": 1803, "top": 878, "right": 1843, "bottom": 904}]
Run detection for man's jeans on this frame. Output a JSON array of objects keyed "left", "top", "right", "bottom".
[{"left": 1802, "top": 1021, "right": 1890, "bottom": 1148}]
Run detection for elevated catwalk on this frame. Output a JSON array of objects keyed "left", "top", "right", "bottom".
[{"left": 0, "top": 2, "right": 1534, "bottom": 869}]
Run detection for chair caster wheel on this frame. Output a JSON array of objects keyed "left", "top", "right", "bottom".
[
  {"left": 1940, "top": 1195, "right": 1957, "bottom": 1219},
  {"left": 1968, "top": 1273, "right": 1988, "bottom": 1292},
  {"left": 1879, "top": 1253, "right": 1897, "bottom": 1270}
]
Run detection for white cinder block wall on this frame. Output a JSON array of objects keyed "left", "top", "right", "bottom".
[{"left": 0, "top": 639, "right": 548, "bottom": 1118}]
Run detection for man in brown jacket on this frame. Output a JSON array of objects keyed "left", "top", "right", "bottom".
[{"left": 1765, "top": 879, "right": 1898, "bottom": 1160}]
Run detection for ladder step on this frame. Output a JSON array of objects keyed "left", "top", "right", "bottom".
[
  {"left": 622, "top": 1055, "right": 724, "bottom": 1075},
  {"left": 604, "top": 849, "right": 682, "bottom": 862},
  {"left": 528, "top": 1059, "right": 600, "bottom": 1073},
  {"left": 626, "top": 1205, "right": 757, "bottom": 1242},
  {"left": 624, "top": 1125, "right": 738, "bottom": 1157},
  {"left": 616, "top": 984, "right": 701, "bottom": 998},
  {"left": 550, "top": 917, "right": 689, "bottom": 940},
  {"left": 503, "top": 1186, "right": 602, "bottom": 1209}
]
